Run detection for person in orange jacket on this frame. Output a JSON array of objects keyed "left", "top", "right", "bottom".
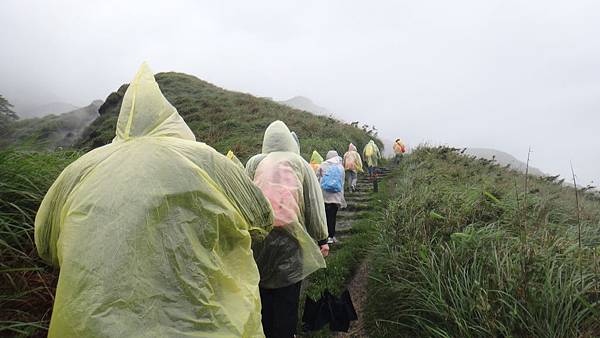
[{"left": 393, "top": 138, "right": 406, "bottom": 164}]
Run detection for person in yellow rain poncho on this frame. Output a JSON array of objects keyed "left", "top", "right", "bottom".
[
  {"left": 343, "top": 143, "right": 363, "bottom": 192},
  {"left": 362, "top": 139, "right": 381, "bottom": 177},
  {"left": 246, "top": 121, "right": 329, "bottom": 338},
  {"left": 392, "top": 138, "right": 406, "bottom": 164},
  {"left": 34, "top": 63, "right": 274, "bottom": 338},
  {"left": 227, "top": 149, "right": 244, "bottom": 169},
  {"left": 309, "top": 150, "right": 324, "bottom": 175}
]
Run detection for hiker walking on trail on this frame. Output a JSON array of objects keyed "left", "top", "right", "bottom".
[
  {"left": 310, "top": 150, "right": 324, "bottom": 175},
  {"left": 246, "top": 120, "right": 330, "bottom": 338},
  {"left": 393, "top": 138, "right": 406, "bottom": 164},
  {"left": 318, "top": 150, "right": 347, "bottom": 244},
  {"left": 34, "top": 64, "right": 274, "bottom": 338},
  {"left": 343, "top": 143, "right": 363, "bottom": 192},
  {"left": 363, "top": 139, "right": 381, "bottom": 177}
]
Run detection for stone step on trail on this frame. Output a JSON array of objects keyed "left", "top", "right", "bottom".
[
  {"left": 335, "top": 220, "right": 353, "bottom": 231},
  {"left": 337, "top": 210, "right": 368, "bottom": 220},
  {"left": 345, "top": 197, "right": 371, "bottom": 205},
  {"left": 328, "top": 168, "right": 389, "bottom": 337},
  {"left": 344, "top": 203, "right": 370, "bottom": 212}
]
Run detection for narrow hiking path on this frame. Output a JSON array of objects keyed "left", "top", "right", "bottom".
[
  {"left": 335, "top": 169, "right": 389, "bottom": 338},
  {"left": 301, "top": 168, "right": 390, "bottom": 338}
]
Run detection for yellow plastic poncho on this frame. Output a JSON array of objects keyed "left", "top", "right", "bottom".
[
  {"left": 227, "top": 150, "right": 244, "bottom": 169},
  {"left": 246, "top": 121, "right": 328, "bottom": 289},
  {"left": 343, "top": 143, "right": 363, "bottom": 173},
  {"left": 34, "top": 63, "right": 274, "bottom": 338},
  {"left": 309, "top": 150, "right": 324, "bottom": 174},
  {"left": 363, "top": 139, "right": 381, "bottom": 167}
]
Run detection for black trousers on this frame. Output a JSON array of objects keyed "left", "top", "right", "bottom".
[
  {"left": 260, "top": 281, "right": 302, "bottom": 338},
  {"left": 325, "top": 203, "right": 339, "bottom": 238}
]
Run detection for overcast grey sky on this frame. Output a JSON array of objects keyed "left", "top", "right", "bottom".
[{"left": 1, "top": 0, "right": 598, "bottom": 185}]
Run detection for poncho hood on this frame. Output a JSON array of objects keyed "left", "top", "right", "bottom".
[
  {"left": 261, "top": 120, "right": 300, "bottom": 154},
  {"left": 325, "top": 150, "right": 341, "bottom": 163},
  {"left": 310, "top": 150, "right": 324, "bottom": 164},
  {"left": 114, "top": 63, "right": 195, "bottom": 142}
]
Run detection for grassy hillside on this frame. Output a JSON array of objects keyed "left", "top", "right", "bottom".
[
  {"left": 0, "top": 101, "right": 101, "bottom": 150},
  {"left": 465, "top": 147, "right": 545, "bottom": 176},
  {"left": 0, "top": 150, "right": 81, "bottom": 337},
  {"left": 366, "top": 147, "right": 600, "bottom": 337},
  {"left": 78, "top": 72, "right": 381, "bottom": 159}
]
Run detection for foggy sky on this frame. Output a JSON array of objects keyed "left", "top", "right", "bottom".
[{"left": 1, "top": 0, "right": 599, "bottom": 185}]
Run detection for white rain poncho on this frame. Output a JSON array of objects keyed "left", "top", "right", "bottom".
[
  {"left": 34, "top": 63, "right": 274, "bottom": 338},
  {"left": 246, "top": 121, "right": 328, "bottom": 289},
  {"left": 363, "top": 139, "right": 381, "bottom": 167},
  {"left": 318, "top": 151, "right": 347, "bottom": 208}
]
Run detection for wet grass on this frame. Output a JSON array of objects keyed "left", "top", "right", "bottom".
[
  {"left": 0, "top": 150, "right": 79, "bottom": 337},
  {"left": 366, "top": 146, "right": 600, "bottom": 337}
]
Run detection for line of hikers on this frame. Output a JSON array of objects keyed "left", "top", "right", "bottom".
[{"left": 33, "top": 64, "right": 393, "bottom": 338}]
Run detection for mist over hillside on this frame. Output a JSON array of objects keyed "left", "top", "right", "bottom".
[
  {"left": 464, "top": 147, "right": 545, "bottom": 176},
  {"left": 278, "top": 96, "right": 330, "bottom": 115},
  {"left": 1, "top": 100, "right": 101, "bottom": 150},
  {"left": 15, "top": 101, "right": 79, "bottom": 119}
]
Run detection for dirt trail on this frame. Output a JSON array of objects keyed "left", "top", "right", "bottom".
[
  {"left": 333, "top": 169, "right": 389, "bottom": 338},
  {"left": 334, "top": 260, "right": 369, "bottom": 338}
]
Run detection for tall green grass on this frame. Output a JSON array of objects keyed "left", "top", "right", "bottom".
[
  {"left": 366, "top": 147, "right": 600, "bottom": 337},
  {"left": 0, "top": 150, "right": 79, "bottom": 337}
]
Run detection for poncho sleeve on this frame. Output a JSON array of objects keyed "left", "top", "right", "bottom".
[
  {"left": 212, "top": 152, "right": 273, "bottom": 234},
  {"left": 301, "top": 160, "right": 328, "bottom": 242}
]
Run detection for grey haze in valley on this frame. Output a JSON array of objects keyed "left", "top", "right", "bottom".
[
  {"left": 1, "top": 0, "right": 598, "bottom": 185},
  {"left": 279, "top": 96, "right": 331, "bottom": 115}
]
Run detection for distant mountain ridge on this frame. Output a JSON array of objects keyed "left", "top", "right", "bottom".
[
  {"left": 464, "top": 147, "right": 544, "bottom": 176},
  {"left": 16, "top": 101, "right": 79, "bottom": 119},
  {"left": 278, "top": 96, "right": 330, "bottom": 115},
  {"left": 77, "top": 72, "right": 381, "bottom": 160},
  {"left": 0, "top": 100, "right": 102, "bottom": 150}
]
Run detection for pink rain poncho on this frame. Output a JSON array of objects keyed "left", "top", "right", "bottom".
[
  {"left": 343, "top": 143, "right": 363, "bottom": 173},
  {"left": 246, "top": 121, "right": 328, "bottom": 289}
]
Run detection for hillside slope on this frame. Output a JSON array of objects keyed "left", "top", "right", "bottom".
[
  {"left": 367, "top": 147, "right": 600, "bottom": 337},
  {"left": 16, "top": 101, "right": 79, "bottom": 119},
  {"left": 278, "top": 96, "right": 330, "bottom": 115},
  {"left": 0, "top": 101, "right": 102, "bottom": 150},
  {"left": 78, "top": 72, "right": 380, "bottom": 159},
  {"left": 465, "top": 147, "right": 544, "bottom": 176}
]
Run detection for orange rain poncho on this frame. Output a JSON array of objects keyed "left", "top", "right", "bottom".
[
  {"left": 343, "top": 143, "right": 363, "bottom": 173},
  {"left": 393, "top": 139, "right": 406, "bottom": 154},
  {"left": 246, "top": 121, "right": 328, "bottom": 289},
  {"left": 35, "top": 64, "right": 273, "bottom": 337}
]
